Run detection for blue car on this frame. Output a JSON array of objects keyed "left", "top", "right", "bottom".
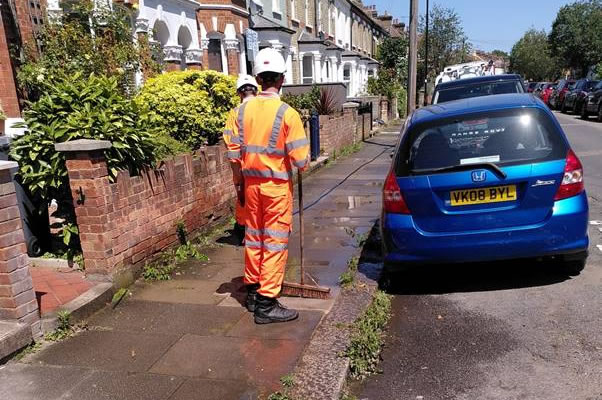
[{"left": 381, "top": 94, "right": 589, "bottom": 275}]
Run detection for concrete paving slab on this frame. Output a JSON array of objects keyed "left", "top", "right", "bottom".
[
  {"left": 225, "top": 310, "right": 323, "bottom": 341},
  {"left": 150, "top": 334, "right": 303, "bottom": 390},
  {"left": 62, "top": 370, "right": 183, "bottom": 400},
  {"left": 167, "top": 378, "right": 259, "bottom": 400},
  {"left": 87, "top": 300, "right": 173, "bottom": 333},
  {"left": 0, "top": 363, "right": 92, "bottom": 400},
  {"left": 151, "top": 303, "right": 245, "bottom": 336},
  {"left": 29, "top": 330, "right": 180, "bottom": 373},
  {"left": 0, "top": 321, "right": 32, "bottom": 361},
  {"left": 131, "top": 280, "right": 222, "bottom": 305}
]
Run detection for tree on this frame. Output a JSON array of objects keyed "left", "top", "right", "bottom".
[
  {"left": 491, "top": 50, "right": 509, "bottom": 59},
  {"left": 549, "top": 0, "right": 602, "bottom": 75},
  {"left": 510, "top": 29, "right": 558, "bottom": 81},
  {"left": 368, "top": 36, "right": 409, "bottom": 117},
  {"left": 418, "top": 5, "right": 471, "bottom": 85}
]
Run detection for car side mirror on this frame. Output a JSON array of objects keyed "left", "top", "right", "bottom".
[{"left": 389, "top": 150, "right": 395, "bottom": 159}]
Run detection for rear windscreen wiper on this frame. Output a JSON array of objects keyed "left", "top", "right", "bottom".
[{"left": 412, "top": 162, "right": 507, "bottom": 179}]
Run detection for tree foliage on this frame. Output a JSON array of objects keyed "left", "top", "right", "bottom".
[
  {"left": 135, "top": 70, "right": 239, "bottom": 149},
  {"left": 17, "top": 0, "right": 161, "bottom": 100},
  {"left": 510, "top": 29, "right": 559, "bottom": 81},
  {"left": 368, "top": 36, "right": 408, "bottom": 117},
  {"left": 418, "top": 5, "right": 472, "bottom": 84},
  {"left": 549, "top": 0, "right": 602, "bottom": 74}
]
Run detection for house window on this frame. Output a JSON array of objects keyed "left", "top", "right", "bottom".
[
  {"left": 302, "top": 54, "right": 313, "bottom": 84},
  {"left": 208, "top": 39, "right": 223, "bottom": 72},
  {"left": 343, "top": 64, "right": 351, "bottom": 95}
]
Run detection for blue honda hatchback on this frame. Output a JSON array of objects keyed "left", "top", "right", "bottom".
[{"left": 381, "top": 94, "right": 589, "bottom": 274}]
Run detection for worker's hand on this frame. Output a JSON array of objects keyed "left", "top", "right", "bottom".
[{"left": 235, "top": 184, "right": 245, "bottom": 206}]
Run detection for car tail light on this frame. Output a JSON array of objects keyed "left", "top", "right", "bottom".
[
  {"left": 383, "top": 170, "right": 410, "bottom": 214},
  {"left": 554, "top": 149, "right": 584, "bottom": 201}
]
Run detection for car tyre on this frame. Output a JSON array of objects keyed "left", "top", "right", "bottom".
[
  {"left": 580, "top": 104, "right": 589, "bottom": 119},
  {"left": 560, "top": 101, "right": 567, "bottom": 113},
  {"left": 562, "top": 259, "right": 585, "bottom": 276},
  {"left": 573, "top": 102, "right": 580, "bottom": 115},
  {"left": 597, "top": 105, "right": 602, "bottom": 123}
]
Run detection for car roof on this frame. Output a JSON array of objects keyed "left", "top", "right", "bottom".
[
  {"left": 435, "top": 74, "right": 523, "bottom": 90},
  {"left": 411, "top": 94, "right": 545, "bottom": 125}
]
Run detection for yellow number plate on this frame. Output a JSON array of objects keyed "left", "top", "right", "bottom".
[{"left": 450, "top": 185, "right": 517, "bottom": 206}]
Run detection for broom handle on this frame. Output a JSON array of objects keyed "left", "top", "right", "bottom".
[{"left": 298, "top": 169, "right": 304, "bottom": 286}]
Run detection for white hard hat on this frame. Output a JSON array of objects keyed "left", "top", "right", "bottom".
[
  {"left": 236, "top": 74, "right": 258, "bottom": 90},
  {"left": 254, "top": 47, "right": 287, "bottom": 75}
]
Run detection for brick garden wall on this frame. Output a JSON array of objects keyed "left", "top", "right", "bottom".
[{"left": 59, "top": 143, "right": 235, "bottom": 277}]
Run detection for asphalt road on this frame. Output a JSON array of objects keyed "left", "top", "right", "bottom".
[{"left": 353, "top": 110, "right": 602, "bottom": 400}]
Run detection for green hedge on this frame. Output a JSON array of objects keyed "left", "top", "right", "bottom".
[{"left": 135, "top": 70, "right": 239, "bottom": 148}]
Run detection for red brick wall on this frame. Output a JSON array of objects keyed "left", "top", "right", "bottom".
[
  {"left": 0, "top": 7, "right": 21, "bottom": 118},
  {"left": 0, "top": 166, "right": 40, "bottom": 334},
  {"left": 63, "top": 145, "right": 236, "bottom": 277},
  {"left": 226, "top": 49, "right": 239, "bottom": 76},
  {"left": 319, "top": 106, "right": 359, "bottom": 155}
]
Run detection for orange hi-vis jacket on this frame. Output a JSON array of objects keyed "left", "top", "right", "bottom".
[{"left": 225, "top": 92, "right": 310, "bottom": 178}]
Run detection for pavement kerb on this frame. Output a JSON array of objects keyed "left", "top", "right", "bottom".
[{"left": 40, "top": 283, "right": 113, "bottom": 334}]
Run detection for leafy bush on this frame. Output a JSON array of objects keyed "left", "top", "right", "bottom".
[
  {"left": 10, "top": 73, "right": 183, "bottom": 248},
  {"left": 135, "top": 70, "right": 239, "bottom": 148},
  {"left": 18, "top": 0, "right": 161, "bottom": 100},
  {"left": 281, "top": 85, "right": 339, "bottom": 117}
]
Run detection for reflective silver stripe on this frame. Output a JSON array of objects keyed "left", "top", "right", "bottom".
[
  {"left": 227, "top": 150, "right": 241, "bottom": 159},
  {"left": 264, "top": 228, "right": 290, "bottom": 239},
  {"left": 243, "top": 145, "right": 286, "bottom": 157},
  {"left": 285, "top": 138, "right": 310, "bottom": 152},
  {"left": 245, "top": 228, "right": 290, "bottom": 238},
  {"left": 246, "top": 228, "right": 263, "bottom": 236},
  {"left": 223, "top": 129, "right": 233, "bottom": 136},
  {"left": 243, "top": 169, "right": 292, "bottom": 180},
  {"left": 238, "top": 102, "right": 248, "bottom": 143},
  {"left": 264, "top": 242, "right": 288, "bottom": 251},
  {"left": 245, "top": 240, "right": 262, "bottom": 248},
  {"left": 293, "top": 158, "right": 309, "bottom": 169},
  {"left": 230, "top": 136, "right": 241, "bottom": 145},
  {"left": 268, "top": 104, "right": 290, "bottom": 151}
]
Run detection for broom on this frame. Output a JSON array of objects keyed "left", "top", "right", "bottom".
[{"left": 281, "top": 170, "right": 331, "bottom": 299}]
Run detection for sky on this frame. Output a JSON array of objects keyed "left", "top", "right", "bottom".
[{"left": 369, "top": 0, "right": 572, "bottom": 53}]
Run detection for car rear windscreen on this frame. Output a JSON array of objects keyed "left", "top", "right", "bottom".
[
  {"left": 435, "top": 81, "right": 524, "bottom": 104},
  {"left": 397, "top": 109, "right": 567, "bottom": 175}
]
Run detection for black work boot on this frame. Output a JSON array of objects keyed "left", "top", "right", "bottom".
[
  {"left": 246, "top": 283, "right": 260, "bottom": 312},
  {"left": 254, "top": 294, "right": 299, "bottom": 324}
]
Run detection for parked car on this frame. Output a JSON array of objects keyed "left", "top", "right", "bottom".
[
  {"left": 526, "top": 81, "right": 539, "bottom": 93},
  {"left": 549, "top": 79, "right": 576, "bottom": 110},
  {"left": 381, "top": 94, "right": 588, "bottom": 279},
  {"left": 562, "top": 79, "right": 599, "bottom": 114},
  {"left": 533, "top": 82, "right": 548, "bottom": 96},
  {"left": 432, "top": 74, "right": 525, "bottom": 104},
  {"left": 540, "top": 83, "right": 557, "bottom": 105},
  {"left": 581, "top": 80, "right": 602, "bottom": 121}
]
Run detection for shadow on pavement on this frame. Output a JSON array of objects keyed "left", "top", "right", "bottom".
[
  {"left": 216, "top": 276, "right": 246, "bottom": 307},
  {"left": 215, "top": 229, "right": 243, "bottom": 247}
]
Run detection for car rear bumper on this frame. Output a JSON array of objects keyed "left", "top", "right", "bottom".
[{"left": 381, "top": 193, "right": 589, "bottom": 265}]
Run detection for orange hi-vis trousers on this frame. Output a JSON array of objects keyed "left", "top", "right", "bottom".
[
  {"left": 235, "top": 198, "right": 245, "bottom": 226},
  {"left": 243, "top": 177, "right": 292, "bottom": 298}
]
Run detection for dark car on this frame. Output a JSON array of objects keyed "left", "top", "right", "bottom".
[
  {"left": 549, "top": 79, "right": 576, "bottom": 110},
  {"left": 381, "top": 94, "right": 588, "bottom": 279},
  {"left": 582, "top": 80, "right": 602, "bottom": 121},
  {"left": 526, "top": 81, "right": 539, "bottom": 93},
  {"left": 563, "top": 79, "right": 599, "bottom": 114},
  {"left": 533, "top": 82, "right": 548, "bottom": 96},
  {"left": 432, "top": 74, "right": 525, "bottom": 104}
]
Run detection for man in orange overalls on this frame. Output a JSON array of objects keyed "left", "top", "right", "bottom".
[
  {"left": 224, "top": 75, "right": 258, "bottom": 245},
  {"left": 226, "top": 48, "right": 310, "bottom": 324}
]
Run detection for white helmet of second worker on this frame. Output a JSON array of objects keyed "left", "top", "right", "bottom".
[
  {"left": 253, "top": 47, "right": 287, "bottom": 76},
  {"left": 236, "top": 74, "right": 258, "bottom": 91}
]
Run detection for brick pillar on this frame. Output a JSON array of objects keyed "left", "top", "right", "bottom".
[
  {"left": 380, "top": 99, "right": 389, "bottom": 123},
  {"left": 55, "top": 140, "right": 114, "bottom": 276},
  {"left": 226, "top": 49, "right": 240, "bottom": 76},
  {"left": 0, "top": 9, "right": 21, "bottom": 118},
  {"left": 343, "top": 102, "right": 360, "bottom": 141},
  {"left": 0, "top": 161, "right": 40, "bottom": 336},
  {"left": 165, "top": 61, "right": 181, "bottom": 72}
]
